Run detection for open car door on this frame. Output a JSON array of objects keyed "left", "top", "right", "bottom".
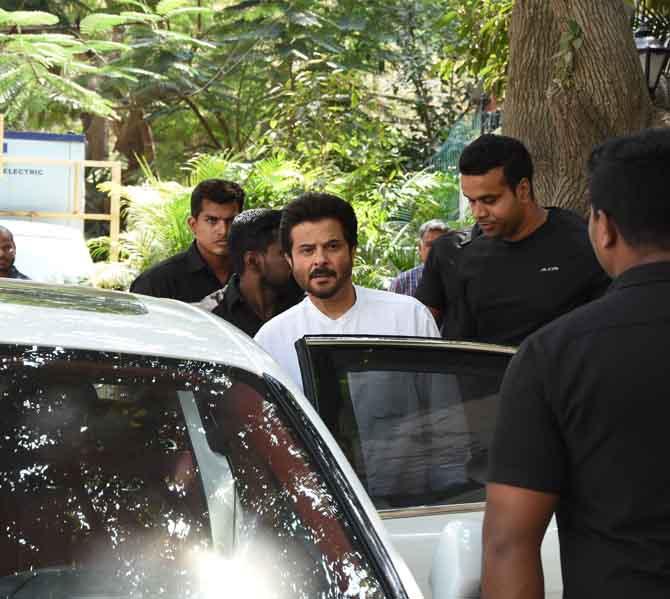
[{"left": 296, "top": 335, "right": 562, "bottom": 599}]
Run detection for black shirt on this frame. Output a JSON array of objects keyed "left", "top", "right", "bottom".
[
  {"left": 5, "top": 266, "right": 29, "bottom": 280},
  {"left": 489, "top": 262, "right": 670, "bottom": 599},
  {"left": 212, "top": 274, "right": 304, "bottom": 337},
  {"left": 130, "top": 242, "right": 226, "bottom": 303},
  {"left": 416, "top": 207, "right": 610, "bottom": 345}
]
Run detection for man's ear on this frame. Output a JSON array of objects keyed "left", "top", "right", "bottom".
[
  {"left": 598, "top": 211, "right": 619, "bottom": 249},
  {"left": 350, "top": 244, "right": 357, "bottom": 260},
  {"left": 187, "top": 215, "right": 197, "bottom": 235},
  {"left": 516, "top": 178, "right": 532, "bottom": 203},
  {"left": 284, "top": 252, "right": 293, "bottom": 269}
]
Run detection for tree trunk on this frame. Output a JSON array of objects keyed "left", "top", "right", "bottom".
[
  {"left": 504, "top": 0, "right": 655, "bottom": 215},
  {"left": 113, "top": 109, "right": 155, "bottom": 178},
  {"left": 81, "top": 114, "right": 109, "bottom": 161}
]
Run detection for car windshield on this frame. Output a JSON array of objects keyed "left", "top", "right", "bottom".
[{"left": 0, "top": 345, "right": 387, "bottom": 599}]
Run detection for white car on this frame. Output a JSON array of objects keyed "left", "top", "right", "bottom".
[
  {"left": 295, "top": 336, "right": 563, "bottom": 599},
  {"left": 0, "top": 280, "right": 422, "bottom": 599},
  {"left": 0, "top": 218, "right": 94, "bottom": 283}
]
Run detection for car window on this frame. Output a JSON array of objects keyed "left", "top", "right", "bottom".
[
  {"left": 297, "top": 338, "right": 513, "bottom": 510},
  {"left": 0, "top": 344, "right": 389, "bottom": 599}
]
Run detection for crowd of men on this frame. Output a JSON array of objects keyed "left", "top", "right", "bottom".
[{"left": 3, "top": 128, "right": 670, "bottom": 597}]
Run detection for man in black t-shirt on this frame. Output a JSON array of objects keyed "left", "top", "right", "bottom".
[
  {"left": 130, "top": 179, "right": 244, "bottom": 302},
  {"left": 212, "top": 209, "right": 303, "bottom": 336},
  {"left": 483, "top": 129, "right": 670, "bottom": 599},
  {"left": 415, "top": 134, "right": 609, "bottom": 345}
]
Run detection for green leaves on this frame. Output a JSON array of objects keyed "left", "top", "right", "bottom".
[
  {"left": 438, "top": 0, "right": 512, "bottom": 98},
  {"left": 156, "top": 0, "right": 193, "bottom": 15},
  {"left": 80, "top": 12, "right": 160, "bottom": 35},
  {"left": 0, "top": 9, "right": 59, "bottom": 27}
]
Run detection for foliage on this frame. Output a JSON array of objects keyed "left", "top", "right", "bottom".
[
  {"left": 353, "top": 169, "right": 461, "bottom": 288},
  {"left": 0, "top": 6, "right": 129, "bottom": 125},
  {"left": 91, "top": 151, "right": 462, "bottom": 290},
  {"left": 438, "top": 0, "right": 512, "bottom": 98},
  {"left": 2, "top": 0, "right": 482, "bottom": 181}
]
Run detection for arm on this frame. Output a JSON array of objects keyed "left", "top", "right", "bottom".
[
  {"left": 415, "top": 244, "right": 445, "bottom": 318},
  {"left": 482, "top": 483, "right": 558, "bottom": 599},
  {"left": 484, "top": 341, "right": 565, "bottom": 598}
]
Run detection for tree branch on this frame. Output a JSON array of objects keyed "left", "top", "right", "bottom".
[{"left": 180, "top": 96, "right": 223, "bottom": 150}]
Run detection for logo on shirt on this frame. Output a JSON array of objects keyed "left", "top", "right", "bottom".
[{"left": 540, "top": 266, "right": 560, "bottom": 272}]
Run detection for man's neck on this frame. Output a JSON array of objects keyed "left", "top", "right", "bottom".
[
  {"left": 504, "top": 204, "right": 548, "bottom": 242},
  {"left": 239, "top": 274, "right": 279, "bottom": 321},
  {"left": 196, "top": 241, "right": 231, "bottom": 284},
  {"left": 309, "top": 281, "right": 357, "bottom": 320},
  {"left": 612, "top": 249, "right": 670, "bottom": 278}
]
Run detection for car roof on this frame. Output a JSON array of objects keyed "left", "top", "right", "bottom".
[{"left": 0, "top": 279, "right": 270, "bottom": 374}]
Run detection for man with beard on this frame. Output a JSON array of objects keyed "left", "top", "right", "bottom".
[
  {"left": 212, "top": 209, "right": 304, "bottom": 337},
  {"left": 254, "top": 192, "right": 439, "bottom": 389},
  {"left": 415, "top": 134, "right": 609, "bottom": 345},
  {"left": 0, "top": 226, "right": 29, "bottom": 280},
  {"left": 130, "top": 179, "right": 243, "bottom": 302}
]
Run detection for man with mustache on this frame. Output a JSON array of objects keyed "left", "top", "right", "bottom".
[
  {"left": 416, "top": 134, "right": 609, "bottom": 346},
  {"left": 130, "top": 179, "right": 244, "bottom": 302},
  {"left": 254, "top": 192, "right": 439, "bottom": 389}
]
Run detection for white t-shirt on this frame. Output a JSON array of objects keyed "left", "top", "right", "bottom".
[{"left": 254, "top": 285, "right": 440, "bottom": 389}]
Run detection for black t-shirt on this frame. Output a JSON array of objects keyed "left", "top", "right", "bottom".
[
  {"left": 6, "top": 266, "right": 29, "bottom": 280},
  {"left": 212, "top": 274, "right": 304, "bottom": 337},
  {"left": 416, "top": 208, "right": 610, "bottom": 345},
  {"left": 130, "top": 242, "right": 225, "bottom": 303},
  {"left": 489, "top": 262, "right": 670, "bottom": 599}
]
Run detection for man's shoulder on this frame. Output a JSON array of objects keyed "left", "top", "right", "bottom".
[
  {"left": 8, "top": 266, "right": 29, "bottom": 280},
  {"left": 254, "top": 297, "right": 308, "bottom": 340},
  {"left": 130, "top": 249, "right": 192, "bottom": 291},
  {"left": 546, "top": 207, "right": 590, "bottom": 239},
  {"left": 138, "top": 250, "right": 191, "bottom": 277},
  {"left": 528, "top": 289, "right": 612, "bottom": 354},
  {"left": 432, "top": 230, "right": 468, "bottom": 254},
  {"left": 358, "top": 285, "right": 428, "bottom": 311}
]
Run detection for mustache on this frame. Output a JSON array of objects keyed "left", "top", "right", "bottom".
[{"left": 310, "top": 268, "right": 336, "bottom": 279}]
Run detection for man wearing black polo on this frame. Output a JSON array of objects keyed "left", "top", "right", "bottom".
[
  {"left": 482, "top": 128, "right": 670, "bottom": 599},
  {"left": 212, "top": 209, "right": 303, "bottom": 337},
  {"left": 415, "top": 134, "right": 609, "bottom": 345},
  {"left": 130, "top": 179, "right": 243, "bottom": 302}
]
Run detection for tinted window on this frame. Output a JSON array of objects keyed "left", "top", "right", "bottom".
[
  {"left": 299, "top": 341, "right": 512, "bottom": 509},
  {"left": 0, "top": 345, "right": 387, "bottom": 599}
]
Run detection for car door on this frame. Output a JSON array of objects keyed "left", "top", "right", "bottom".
[{"left": 296, "top": 335, "right": 562, "bottom": 599}]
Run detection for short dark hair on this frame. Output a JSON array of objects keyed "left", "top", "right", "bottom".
[
  {"left": 459, "top": 134, "right": 534, "bottom": 194},
  {"left": 280, "top": 192, "right": 357, "bottom": 254},
  {"left": 0, "top": 226, "right": 13, "bottom": 241},
  {"left": 588, "top": 128, "right": 670, "bottom": 250},
  {"left": 228, "top": 209, "right": 282, "bottom": 275},
  {"left": 191, "top": 179, "right": 244, "bottom": 217}
]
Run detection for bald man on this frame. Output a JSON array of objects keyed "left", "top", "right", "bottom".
[{"left": 0, "top": 226, "right": 29, "bottom": 280}]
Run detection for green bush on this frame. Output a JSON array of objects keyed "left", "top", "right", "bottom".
[{"left": 93, "top": 152, "right": 465, "bottom": 290}]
